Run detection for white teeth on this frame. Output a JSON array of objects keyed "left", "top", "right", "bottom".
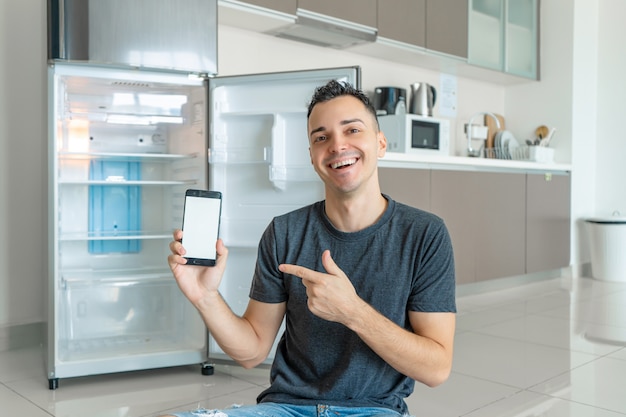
[{"left": 331, "top": 158, "right": 357, "bottom": 169}]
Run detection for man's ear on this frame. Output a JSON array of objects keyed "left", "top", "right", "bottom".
[{"left": 377, "top": 130, "right": 387, "bottom": 158}]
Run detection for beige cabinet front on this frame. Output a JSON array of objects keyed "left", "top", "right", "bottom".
[
  {"left": 238, "top": 0, "right": 297, "bottom": 14},
  {"left": 298, "top": 0, "right": 377, "bottom": 27},
  {"left": 377, "top": 0, "right": 426, "bottom": 47},
  {"left": 526, "top": 173, "right": 571, "bottom": 272},
  {"left": 379, "top": 167, "right": 430, "bottom": 210},
  {"left": 431, "top": 170, "right": 526, "bottom": 284},
  {"left": 425, "top": 0, "right": 468, "bottom": 58}
]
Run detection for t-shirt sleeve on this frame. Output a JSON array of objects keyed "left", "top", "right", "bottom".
[
  {"left": 249, "top": 220, "right": 288, "bottom": 304},
  {"left": 408, "top": 218, "right": 456, "bottom": 313}
]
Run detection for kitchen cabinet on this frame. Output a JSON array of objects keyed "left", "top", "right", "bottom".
[
  {"left": 425, "top": 0, "right": 468, "bottom": 58},
  {"left": 376, "top": 0, "right": 467, "bottom": 58},
  {"left": 526, "top": 173, "right": 571, "bottom": 272},
  {"left": 299, "top": 0, "right": 377, "bottom": 27},
  {"left": 431, "top": 170, "right": 526, "bottom": 284},
  {"left": 237, "top": 0, "right": 296, "bottom": 14},
  {"left": 468, "top": 0, "right": 539, "bottom": 79},
  {"left": 379, "top": 167, "right": 430, "bottom": 210},
  {"left": 378, "top": 166, "right": 570, "bottom": 285},
  {"left": 377, "top": 0, "right": 426, "bottom": 48}
]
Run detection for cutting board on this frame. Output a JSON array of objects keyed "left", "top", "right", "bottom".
[{"left": 485, "top": 114, "right": 505, "bottom": 150}]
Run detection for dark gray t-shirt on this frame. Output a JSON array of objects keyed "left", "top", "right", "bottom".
[{"left": 250, "top": 195, "right": 456, "bottom": 414}]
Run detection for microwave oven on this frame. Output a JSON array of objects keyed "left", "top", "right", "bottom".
[{"left": 378, "top": 114, "right": 450, "bottom": 156}]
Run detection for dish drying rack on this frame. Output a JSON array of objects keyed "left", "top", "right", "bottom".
[
  {"left": 483, "top": 145, "right": 554, "bottom": 163},
  {"left": 484, "top": 145, "right": 529, "bottom": 160}
]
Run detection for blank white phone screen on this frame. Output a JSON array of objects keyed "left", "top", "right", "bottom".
[{"left": 183, "top": 196, "right": 220, "bottom": 260}]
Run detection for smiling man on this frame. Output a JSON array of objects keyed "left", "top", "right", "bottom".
[{"left": 165, "top": 80, "right": 456, "bottom": 417}]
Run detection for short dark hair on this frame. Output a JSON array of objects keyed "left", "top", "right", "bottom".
[{"left": 307, "top": 80, "right": 379, "bottom": 129}]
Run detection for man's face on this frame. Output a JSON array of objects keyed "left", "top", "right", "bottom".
[{"left": 307, "top": 95, "right": 386, "bottom": 195}]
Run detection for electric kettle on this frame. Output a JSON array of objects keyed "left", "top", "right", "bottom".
[{"left": 409, "top": 82, "right": 436, "bottom": 117}]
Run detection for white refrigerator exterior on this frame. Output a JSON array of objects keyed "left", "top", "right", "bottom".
[
  {"left": 47, "top": 63, "right": 209, "bottom": 389},
  {"left": 206, "top": 67, "right": 361, "bottom": 363}
]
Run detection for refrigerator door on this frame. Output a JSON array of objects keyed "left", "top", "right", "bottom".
[
  {"left": 207, "top": 66, "right": 360, "bottom": 363},
  {"left": 48, "top": 0, "right": 217, "bottom": 74},
  {"left": 47, "top": 63, "right": 209, "bottom": 388}
]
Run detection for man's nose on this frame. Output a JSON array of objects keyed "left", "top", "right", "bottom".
[{"left": 329, "top": 133, "right": 348, "bottom": 152}]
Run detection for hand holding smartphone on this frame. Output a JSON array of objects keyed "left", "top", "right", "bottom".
[{"left": 181, "top": 189, "right": 222, "bottom": 266}]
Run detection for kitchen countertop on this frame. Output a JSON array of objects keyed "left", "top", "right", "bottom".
[{"left": 379, "top": 152, "right": 572, "bottom": 174}]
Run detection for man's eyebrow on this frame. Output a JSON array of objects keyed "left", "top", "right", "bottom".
[
  {"left": 309, "top": 118, "right": 366, "bottom": 137},
  {"left": 341, "top": 118, "right": 365, "bottom": 125},
  {"left": 309, "top": 126, "right": 325, "bottom": 137}
]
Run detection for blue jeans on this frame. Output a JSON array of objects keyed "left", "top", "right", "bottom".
[{"left": 168, "top": 402, "right": 404, "bottom": 417}]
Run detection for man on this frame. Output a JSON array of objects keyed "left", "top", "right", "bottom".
[{"left": 165, "top": 80, "right": 456, "bottom": 417}]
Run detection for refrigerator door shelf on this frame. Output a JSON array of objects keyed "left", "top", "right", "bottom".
[
  {"left": 269, "top": 165, "right": 320, "bottom": 189},
  {"left": 208, "top": 146, "right": 271, "bottom": 164}
]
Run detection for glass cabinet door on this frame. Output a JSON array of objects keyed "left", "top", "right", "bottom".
[
  {"left": 505, "top": 0, "right": 538, "bottom": 78},
  {"left": 468, "top": 0, "right": 504, "bottom": 71}
]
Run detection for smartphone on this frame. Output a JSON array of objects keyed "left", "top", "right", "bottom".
[{"left": 181, "top": 189, "right": 222, "bottom": 266}]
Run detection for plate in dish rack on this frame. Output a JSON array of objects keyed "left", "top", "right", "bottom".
[{"left": 499, "top": 130, "right": 518, "bottom": 159}]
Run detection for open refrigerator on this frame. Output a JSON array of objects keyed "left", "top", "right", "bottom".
[{"left": 47, "top": 63, "right": 360, "bottom": 388}]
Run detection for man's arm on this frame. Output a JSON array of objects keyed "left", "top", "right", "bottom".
[
  {"left": 346, "top": 304, "right": 455, "bottom": 387},
  {"left": 196, "top": 295, "right": 286, "bottom": 369},
  {"left": 169, "top": 230, "right": 285, "bottom": 368}
]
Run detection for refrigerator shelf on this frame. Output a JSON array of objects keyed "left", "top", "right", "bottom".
[
  {"left": 58, "top": 179, "right": 197, "bottom": 186},
  {"left": 58, "top": 151, "right": 199, "bottom": 162},
  {"left": 61, "top": 267, "right": 173, "bottom": 286},
  {"left": 59, "top": 231, "right": 172, "bottom": 242},
  {"left": 58, "top": 335, "right": 200, "bottom": 362}
]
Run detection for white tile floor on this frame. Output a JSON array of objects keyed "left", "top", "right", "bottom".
[{"left": 2, "top": 275, "right": 626, "bottom": 417}]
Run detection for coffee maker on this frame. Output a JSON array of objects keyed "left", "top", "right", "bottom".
[{"left": 372, "top": 87, "right": 406, "bottom": 116}]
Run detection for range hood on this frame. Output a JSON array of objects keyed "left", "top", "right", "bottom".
[{"left": 268, "top": 9, "right": 376, "bottom": 49}]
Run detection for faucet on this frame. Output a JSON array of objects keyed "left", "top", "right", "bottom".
[{"left": 466, "top": 112, "right": 501, "bottom": 157}]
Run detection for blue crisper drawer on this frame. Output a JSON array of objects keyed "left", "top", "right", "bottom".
[{"left": 89, "top": 160, "right": 141, "bottom": 253}]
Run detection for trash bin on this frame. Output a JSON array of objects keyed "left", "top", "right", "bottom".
[{"left": 585, "top": 216, "right": 626, "bottom": 282}]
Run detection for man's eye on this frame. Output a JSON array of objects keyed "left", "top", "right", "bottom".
[
  {"left": 313, "top": 135, "right": 327, "bottom": 143},
  {"left": 348, "top": 128, "right": 360, "bottom": 134}
]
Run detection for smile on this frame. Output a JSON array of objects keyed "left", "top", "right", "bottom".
[{"left": 330, "top": 158, "right": 358, "bottom": 169}]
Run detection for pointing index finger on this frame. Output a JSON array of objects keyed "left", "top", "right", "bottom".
[{"left": 279, "top": 263, "right": 303, "bottom": 277}]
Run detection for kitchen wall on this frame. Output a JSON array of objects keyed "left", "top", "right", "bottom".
[
  {"left": 0, "top": 1, "right": 48, "bottom": 346},
  {"left": 0, "top": 0, "right": 621, "bottom": 342},
  {"left": 215, "top": 25, "right": 506, "bottom": 157}
]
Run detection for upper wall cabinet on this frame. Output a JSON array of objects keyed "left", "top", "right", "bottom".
[
  {"left": 218, "top": 0, "right": 539, "bottom": 83},
  {"left": 425, "top": 0, "right": 468, "bottom": 58},
  {"left": 468, "top": 0, "right": 539, "bottom": 79},
  {"left": 377, "top": 0, "right": 426, "bottom": 48},
  {"left": 376, "top": 0, "right": 467, "bottom": 58},
  {"left": 236, "top": 0, "right": 296, "bottom": 14},
  {"left": 298, "top": 0, "right": 376, "bottom": 28}
]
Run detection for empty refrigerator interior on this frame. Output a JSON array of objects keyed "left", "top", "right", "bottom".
[{"left": 47, "top": 63, "right": 209, "bottom": 387}]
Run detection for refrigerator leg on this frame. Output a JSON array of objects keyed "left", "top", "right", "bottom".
[
  {"left": 201, "top": 362, "right": 214, "bottom": 376},
  {"left": 48, "top": 378, "right": 59, "bottom": 390}
]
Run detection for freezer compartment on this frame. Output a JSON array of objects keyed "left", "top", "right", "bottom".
[{"left": 57, "top": 273, "right": 204, "bottom": 362}]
